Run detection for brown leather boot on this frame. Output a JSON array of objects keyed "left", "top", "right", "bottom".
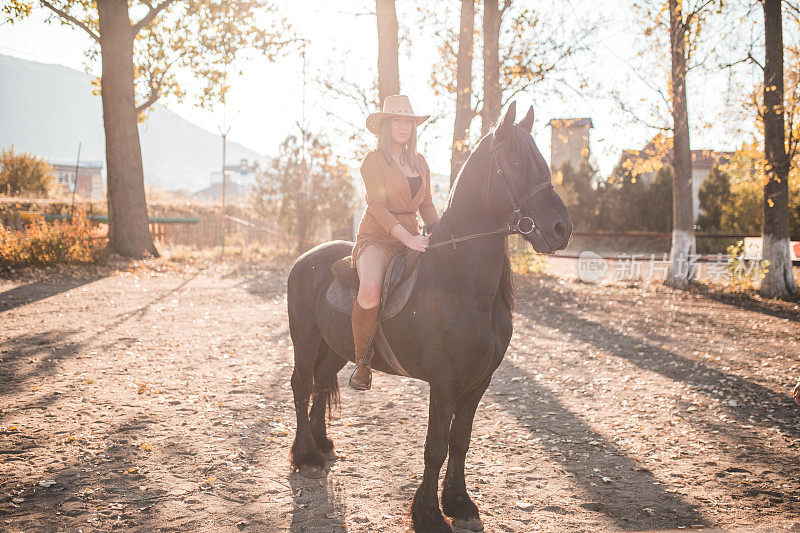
[{"left": 349, "top": 296, "right": 380, "bottom": 391}]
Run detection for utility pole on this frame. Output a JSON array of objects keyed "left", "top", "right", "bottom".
[
  {"left": 219, "top": 124, "right": 231, "bottom": 256},
  {"left": 218, "top": 56, "right": 231, "bottom": 258},
  {"left": 70, "top": 142, "right": 81, "bottom": 220},
  {"left": 297, "top": 40, "right": 309, "bottom": 252},
  {"left": 301, "top": 43, "right": 306, "bottom": 250}
]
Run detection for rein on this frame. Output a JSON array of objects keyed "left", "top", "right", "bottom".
[{"left": 426, "top": 137, "right": 554, "bottom": 251}]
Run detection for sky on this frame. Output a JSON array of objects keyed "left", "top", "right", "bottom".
[{"left": 0, "top": 0, "right": 761, "bottom": 179}]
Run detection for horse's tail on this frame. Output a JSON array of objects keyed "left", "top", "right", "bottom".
[{"left": 313, "top": 350, "right": 341, "bottom": 421}]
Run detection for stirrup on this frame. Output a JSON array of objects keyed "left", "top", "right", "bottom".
[{"left": 349, "top": 362, "right": 372, "bottom": 391}]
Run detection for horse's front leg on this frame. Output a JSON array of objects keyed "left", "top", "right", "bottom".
[
  {"left": 411, "top": 380, "right": 457, "bottom": 533},
  {"left": 441, "top": 379, "right": 489, "bottom": 532}
]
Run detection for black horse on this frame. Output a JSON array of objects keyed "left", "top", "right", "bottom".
[{"left": 287, "top": 102, "right": 572, "bottom": 532}]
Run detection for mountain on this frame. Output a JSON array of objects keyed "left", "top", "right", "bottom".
[{"left": 0, "top": 54, "right": 265, "bottom": 192}]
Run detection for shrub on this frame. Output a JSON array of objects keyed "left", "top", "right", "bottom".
[
  {"left": 0, "top": 211, "right": 107, "bottom": 267},
  {"left": 508, "top": 234, "right": 549, "bottom": 276},
  {"left": 0, "top": 146, "right": 55, "bottom": 197},
  {"left": 724, "top": 239, "right": 769, "bottom": 292}
]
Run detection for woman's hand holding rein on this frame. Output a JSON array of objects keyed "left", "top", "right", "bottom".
[{"left": 390, "top": 224, "right": 430, "bottom": 252}]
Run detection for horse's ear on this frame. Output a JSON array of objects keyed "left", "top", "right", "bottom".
[
  {"left": 519, "top": 106, "right": 534, "bottom": 133},
  {"left": 495, "top": 101, "right": 516, "bottom": 140}
]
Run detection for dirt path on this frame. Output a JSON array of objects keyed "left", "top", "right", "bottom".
[{"left": 1, "top": 258, "right": 799, "bottom": 532}]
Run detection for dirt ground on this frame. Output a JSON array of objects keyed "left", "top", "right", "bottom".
[{"left": 1, "top": 256, "right": 800, "bottom": 532}]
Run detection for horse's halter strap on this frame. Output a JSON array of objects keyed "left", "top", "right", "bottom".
[
  {"left": 489, "top": 137, "right": 554, "bottom": 236},
  {"left": 427, "top": 135, "right": 553, "bottom": 251}
]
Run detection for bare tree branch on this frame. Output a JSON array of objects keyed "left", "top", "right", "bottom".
[
  {"left": 471, "top": 104, "right": 481, "bottom": 120},
  {"left": 133, "top": 0, "right": 176, "bottom": 35},
  {"left": 135, "top": 87, "right": 159, "bottom": 114},
  {"left": 41, "top": 0, "right": 99, "bottom": 42},
  {"left": 611, "top": 88, "right": 672, "bottom": 132},
  {"left": 333, "top": 9, "right": 375, "bottom": 17},
  {"left": 684, "top": 0, "right": 716, "bottom": 26},
  {"left": 499, "top": 0, "right": 512, "bottom": 18},
  {"left": 721, "top": 49, "right": 764, "bottom": 72},
  {"left": 135, "top": 46, "right": 188, "bottom": 114}
]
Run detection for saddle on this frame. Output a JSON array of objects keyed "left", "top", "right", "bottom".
[{"left": 326, "top": 250, "right": 421, "bottom": 377}]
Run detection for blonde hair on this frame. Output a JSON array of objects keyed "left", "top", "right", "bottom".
[{"left": 377, "top": 116, "right": 420, "bottom": 174}]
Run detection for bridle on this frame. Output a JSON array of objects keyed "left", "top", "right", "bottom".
[{"left": 426, "top": 135, "right": 554, "bottom": 250}]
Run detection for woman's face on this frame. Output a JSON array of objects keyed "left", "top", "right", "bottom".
[{"left": 389, "top": 116, "right": 414, "bottom": 145}]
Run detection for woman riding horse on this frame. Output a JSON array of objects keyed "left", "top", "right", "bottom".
[
  {"left": 287, "top": 102, "right": 573, "bottom": 532},
  {"left": 349, "top": 94, "right": 440, "bottom": 391}
]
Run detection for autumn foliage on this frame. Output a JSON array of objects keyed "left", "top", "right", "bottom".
[
  {"left": 0, "top": 211, "right": 107, "bottom": 267},
  {"left": 0, "top": 146, "right": 54, "bottom": 197}
]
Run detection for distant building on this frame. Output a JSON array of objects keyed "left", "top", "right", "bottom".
[
  {"left": 208, "top": 158, "right": 257, "bottom": 186},
  {"left": 199, "top": 158, "right": 257, "bottom": 201},
  {"left": 617, "top": 136, "right": 734, "bottom": 219},
  {"left": 48, "top": 159, "right": 104, "bottom": 199},
  {"left": 548, "top": 118, "right": 593, "bottom": 172},
  {"left": 194, "top": 180, "right": 248, "bottom": 201}
]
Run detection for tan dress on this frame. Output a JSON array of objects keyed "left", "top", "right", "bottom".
[{"left": 352, "top": 150, "right": 440, "bottom": 262}]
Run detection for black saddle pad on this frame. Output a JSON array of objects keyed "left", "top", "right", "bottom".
[{"left": 325, "top": 251, "right": 420, "bottom": 320}]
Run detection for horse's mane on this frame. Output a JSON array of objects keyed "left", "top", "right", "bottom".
[
  {"left": 500, "top": 243, "right": 514, "bottom": 315},
  {"left": 436, "top": 127, "right": 519, "bottom": 316}
]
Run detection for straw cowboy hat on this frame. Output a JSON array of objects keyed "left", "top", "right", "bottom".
[{"left": 366, "top": 95, "right": 430, "bottom": 135}]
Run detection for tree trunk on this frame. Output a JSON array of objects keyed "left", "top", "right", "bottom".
[
  {"left": 664, "top": 0, "right": 695, "bottom": 289},
  {"left": 481, "top": 0, "right": 501, "bottom": 135},
  {"left": 376, "top": 0, "right": 400, "bottom": 106},
  {"left": 97, "top": 0, "right": 158, "bottom": 258},
  {"left": 451, "top": 0, "right": 475, "bottom": 187},
  {"left": 759, "top": 0, "right": 798, "bottom": 299}
]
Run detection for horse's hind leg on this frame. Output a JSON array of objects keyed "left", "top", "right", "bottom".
[
  {"left": 441, "top": 379, "right": 490, "bottom": 531},
  {"left": 309, "top": 343, "right": 346, "bottom": 456},
  {"left": 289, "top": 319, "right": 326, "bottom": 476}
]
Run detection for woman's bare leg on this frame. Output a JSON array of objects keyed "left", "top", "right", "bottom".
[{"left": 355, "top": 245, "right": 391, "bottom": 308}]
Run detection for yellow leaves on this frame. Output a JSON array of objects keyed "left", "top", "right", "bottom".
[
  {"left": 90, "top": 77, "right": 101, "bottom": 98},
  {"left": 0, "top": 209, "right": 104, "bottom": 266},
  {"left": 2, "top": 1, "right": 33, "bottom": 21},
  {"left": 138, "top": 441, "right": 152, "bottom": 452},
  {"left": 620, "top": 132, "right": 672, "bottom": 178},
  {"left": 767, "top": 198, "right": 775, "bottom": 208},
  {"left": 199, "top": 476, "right": 215, "bottom": 490},
  {"left": 125, "top": 467, "right": 138, "bottom": 475}
]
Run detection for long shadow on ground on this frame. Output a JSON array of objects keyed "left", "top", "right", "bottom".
[
  {"left": 0, "top": 277, "right": 102, "bottom": 313},
  {"left": 515, "top": 280, "right": 800, "bottom": 441},
  {"left": 489, "top": 359, "right": 707, "bottom": 529}
]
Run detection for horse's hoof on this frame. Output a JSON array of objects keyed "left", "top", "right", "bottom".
[
  {"left": 297, "top": 465, "right": 327, "bottom": 479},
  {"left": 452, "top": 518, "right": 484, "bottom": 532},
  {"left": 322, "top": 450, "right": 338, "bottom": 461}
]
